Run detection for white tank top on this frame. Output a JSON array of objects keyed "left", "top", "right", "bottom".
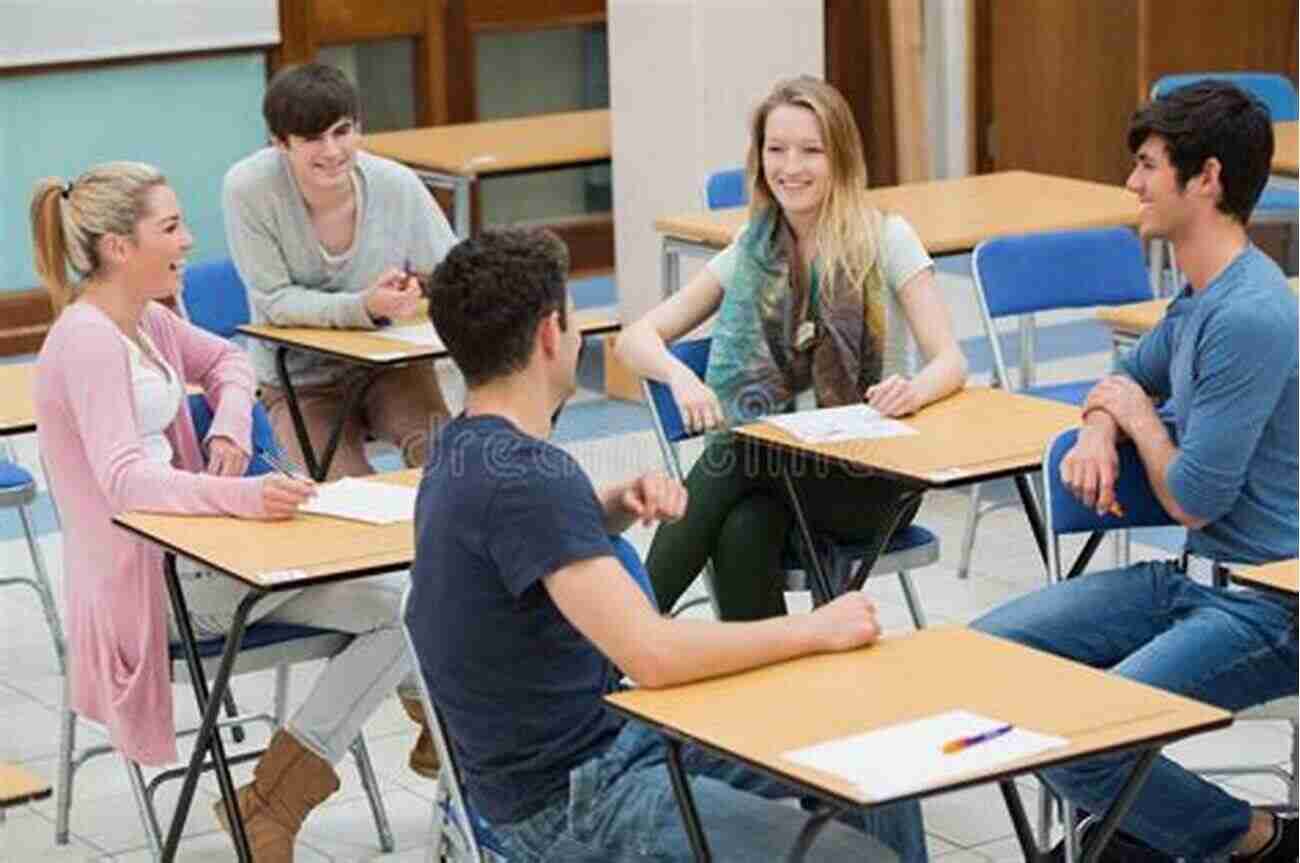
[{"left": 120, "top": 329, "right": 183, "bottom": 464}]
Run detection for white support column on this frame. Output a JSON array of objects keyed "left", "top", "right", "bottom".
[{"left": 608, "top": 0, "right": 824, "bottom": 324}]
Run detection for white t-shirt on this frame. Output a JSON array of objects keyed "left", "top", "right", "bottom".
[
  {"left": 120, "top": 329, "right": 183, "bottom": 465},
  {"left": 706, "top": 213, "right": 934, "bottom": 392}
]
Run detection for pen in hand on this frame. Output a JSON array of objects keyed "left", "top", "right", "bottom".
[
  {"left": 941, "top": 723, "right": 1014, "bottom": 754},
  {"left": 256, "top": 449, "right": 312, "bottom": 483}
]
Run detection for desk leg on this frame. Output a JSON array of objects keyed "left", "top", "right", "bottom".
[
  {"left": 662, "top": 239, "right": 681, "bottom": 299},
  {"left": 316, "top": 368, "right": 383, "bottom": 482},
  {"left": 842, "top": 487, "right": 926, "bottom": 596},
  {"left": 1078, "top": 748, "right": 1158, "bottom": 863},
  {"left": 275, "top": 346, "right": 322, "bottom": 481},
  {"left": 664, "top": 737, "right": 713, "bottom": 862},
  {"left": 1064, "top": 531, "right": 1105, "bottom": 581},
  {"left": 780, "top": 472, "right": 835, "bottom": 605},
  {"left": 1000, "top": 780, "right": 1045, "bottom": 862},
  {"left": 786, "top": 801, "right": 838, "bottom": 863},
  {"left": 275, "top": 347, "right": 383, "bottom": 482},
  {"left": 1014, "top": 475, "right": 1049, "bottom": 566},
  {"left": 453, "top": 179, "right": 472, "bottom": 239},
  {"left": 161, "top": 556, "right": 265, "bottom": 863}
]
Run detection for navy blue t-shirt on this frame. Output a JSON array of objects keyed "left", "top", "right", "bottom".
[{"left": 406, "top": 414, "right": 625, "bottom": 824}]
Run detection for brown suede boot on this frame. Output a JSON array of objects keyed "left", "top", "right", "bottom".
[
  {"left": 212, "top": 729, "right": 340, "bottom": 862},
  {"left": 400, "top": 695, "right": 440, "bottom": 779}
]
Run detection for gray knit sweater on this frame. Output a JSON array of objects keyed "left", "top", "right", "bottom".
[{"left": 223, "top": 148, "right": 456, "bottom": 386}]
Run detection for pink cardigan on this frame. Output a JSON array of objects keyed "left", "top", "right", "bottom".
[{"left": 35, "top": 301, "right": 267, "bottom": 765}]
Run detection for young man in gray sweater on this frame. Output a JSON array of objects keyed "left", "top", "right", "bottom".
[{"left": 223, "top": 62, "right": 456, "bottom": 480}]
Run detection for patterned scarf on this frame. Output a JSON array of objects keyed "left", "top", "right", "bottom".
[{"left": 705, "top": 206, "right": 886, "bottom": 426}]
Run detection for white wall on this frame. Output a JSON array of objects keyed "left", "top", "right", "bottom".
[{"left": 608, "top": 0, "right": 823, "bottom": 322}]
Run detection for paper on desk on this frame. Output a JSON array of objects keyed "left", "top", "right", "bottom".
[
  {"left": 300, "top": 477, "right": 417, "bottom": 525},
  {"left": 378, "top": 321, "right": 445, "bottom": 350},
  {"left": 762, "top": 404, "right": 917, "bottom": 443},
  {"left": 783, "top": 710, "right": 1067, "bottom": 800}
]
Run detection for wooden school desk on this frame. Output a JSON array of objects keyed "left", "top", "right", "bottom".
[
  {"left": 0, "top": 363, "right": 37, "bottom": 438},
  {"left": 363, "top": 109, "right": 611, "bottom": 238},
  {"left": 239, "top": 309, "right": 621, "bottom": 480},
  {"left": 607, "top": 626, "right": 1231, "bottom": 863},
  {"left": 1230, "top": 558, "right": 1299, "bottom": 598},
  {"left": 733, "top": 388, "right": 1080, "bottom": 601},
  {"left": 655, "top": 170, "right": 1142, "bottom": 297},
  {"left": 1273, "top": 122, "right": 1298, "bottom": 177},
  {"left": 112, "top": 468, "right": 420, "bottom": 863},
  {"left": 1096, "top": 298, "right": 1171, "bottom": 356},
  {"left": 1098, "top": 277, "right": 1298, "bottom": 357},
  {"left": 0, "top": 761, "right": 51, "bottom": 812}
]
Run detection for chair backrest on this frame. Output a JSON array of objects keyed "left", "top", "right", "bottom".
[
  {"left": 399, "top": 585, "right": 504, "bottom": 861},
  {"left": 972, "top": 228, "right": 1153, "bottom": 389},
  {"left": 181, "top": 258, "right": 252, "bottom": 340},
  {"left": 186, "top": 393, "right": 281, "bottom": 477},
  {"left": 1151, "top": 73, "right": 1298, "bottom": 122},
  {"left": 641, "top": 338, "right": 712, "bottom": 481},
  {"left": 705, "top": 168, "right": 747, "bottom": 210},
  {"left": 610, "top": 534, "right": 657, "bottom": 604},
  {"left": 1042, "top": 428, "right": 1176, "bottom": 581}
]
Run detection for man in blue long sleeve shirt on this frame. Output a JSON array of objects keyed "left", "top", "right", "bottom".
[{"left": 975, "top": 81, "right": 1298, "bottom": 863}]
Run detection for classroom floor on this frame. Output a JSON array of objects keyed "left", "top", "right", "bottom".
[{"left": 1, "top": 273, "right": 1294, "bottom": 860}]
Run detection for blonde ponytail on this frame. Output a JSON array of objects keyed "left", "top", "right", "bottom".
[{"left": 29, "top": 162, "right": 166, "bottom": 315}]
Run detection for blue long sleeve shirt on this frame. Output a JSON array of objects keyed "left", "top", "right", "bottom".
[{"left": 1119, "top": 245, "right": 1298, "bottom": 564}]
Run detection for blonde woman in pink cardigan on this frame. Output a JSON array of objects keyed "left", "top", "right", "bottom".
[{"left": 32, "top": 162, "right": 431, "bottom": 862}]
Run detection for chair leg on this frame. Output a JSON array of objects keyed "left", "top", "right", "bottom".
[
  {"left": 1289, "top": 717, "right": 1298, "bottom": 810},
  {"left": 957, "top": 483, "right": 982, "bottom": 579},
  {"left": 17, "top": 500, "right": 66, "bottom": 676},
  {"left": 54, "top": 682, "right": 77, "bottom": 844},
  {"left": 896, "top": 571, "right": 927, "bottom": 629},
  {"left": 1036, "top": 780, "right": 1055, "bottom": 850},
  {"left": 123, "top": 754, "right": 164, "bottom": 862},
  {"left": 350, "top": 734, "right": 396, "bottom": 852},
  {"left": 222, "top": 689, "right": 245, "bottom": 744},
  {"left": 1063, "top": 800, "right": 1079, "bottom": 863},
  {"left": 274, "top": 664, "right": 290, "bottom": 727}
]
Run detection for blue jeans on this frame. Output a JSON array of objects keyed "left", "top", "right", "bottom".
[
  {"left": 492, "top": 721, "right": 927, "bottom": 862},
  {"left": 972, "top": 560, "right": 1298, "bottom": 861}
]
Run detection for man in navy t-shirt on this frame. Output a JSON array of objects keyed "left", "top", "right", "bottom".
[{"left": 406, "top": 227, "right": 925, "bottom": 862}]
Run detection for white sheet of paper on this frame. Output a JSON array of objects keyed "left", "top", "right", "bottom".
[
  {"left": 762, "top": 404, "right": 917, "bottom": 443},
  {"left": 378, "top": 321, "right": 445, "bottom": 350},
  {"left": 783, "top": 710, "right": 1068, "bottom": 800},
  {"left": 299, "top": 477, "right": 418, "bottom": 525}
]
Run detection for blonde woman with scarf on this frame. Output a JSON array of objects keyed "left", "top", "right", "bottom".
[{"left": 617, "top": 76, "right": 966, "bottom": 621}]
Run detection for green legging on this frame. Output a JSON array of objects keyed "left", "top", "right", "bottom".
[{"left": 646, "top": 435, "right": 922, "bottom": 620}]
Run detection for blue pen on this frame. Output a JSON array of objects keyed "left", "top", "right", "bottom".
[{"left": 941, "top": 723, "right": 1014, "bottom": 754}]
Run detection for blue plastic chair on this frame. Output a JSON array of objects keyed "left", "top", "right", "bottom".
[
  {"left": 186, "top": 392, "right": 281, "bottom": 476},
  {"left": 181, "top": 258, "right": 251, "bottom": 340},
  {"left": 0, "top": 448, "right": 64, "bottom": 674},
  {"left": 54, "top": 396, "right": 394, "bottom": 858},
  {"left": 705, "top": 168, "right": 748, "bottom": 210},
  {"left": 1036, "top": 428, "right": 1298, "bottom": 852},
  {"left": 956, "top": 227, "right": 1153, "bottom": 579},
  {"left": 400, "top": 586, "right": 511, "bottom": 863},
  {"left": 642, "top": 338, "right": 938, "bottom": 627}
]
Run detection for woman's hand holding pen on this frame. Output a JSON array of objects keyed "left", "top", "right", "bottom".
[
  {"left": 260, "top": 475, "right": 316, "bottom": 519},
  {"left": 255, "top": 450, "right": 316, "bottom": 519}
]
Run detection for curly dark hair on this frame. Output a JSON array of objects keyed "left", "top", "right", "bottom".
[
  {"left": 263, "top": 63, "right": 360, "bottom": 142},
  {"left": 1128, "top": 80, "right": 1274, "bottom": 225},
  {"left": 428, "top": 228, "right": 571, "bottom": 387}
]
